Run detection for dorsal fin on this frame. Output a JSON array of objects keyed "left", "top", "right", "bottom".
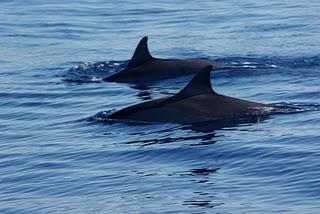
[
  {"left": 128, "top": 36, "right": 154, "bottom": 67},
  {"left": 174, "top": 65, "right": 216, "bottom": 98}
]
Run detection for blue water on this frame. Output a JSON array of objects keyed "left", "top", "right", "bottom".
[{"left": 1, "top": 0, "right": 320, "bottom": 213}]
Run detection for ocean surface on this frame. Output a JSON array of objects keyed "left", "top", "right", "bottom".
[{"left": 1, "top": 0, "right": 320, "bottom": 213}]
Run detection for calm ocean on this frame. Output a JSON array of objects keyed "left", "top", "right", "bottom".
[{"left": 1, "top": 0, "right": 320, "bottom": 213}]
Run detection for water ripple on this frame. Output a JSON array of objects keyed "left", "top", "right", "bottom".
[{"left": 1, "top": 0, "right": 320, "bottom": 213}]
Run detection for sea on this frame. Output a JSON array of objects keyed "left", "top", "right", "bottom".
[{"left": 1, "top": 0, "right": 320, "bottom": 213}]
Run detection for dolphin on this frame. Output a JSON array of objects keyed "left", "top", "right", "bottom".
[
  {"left": 103, "top": 36, "right": 220, "bottom": 83},
  {"left": 107, "top": 65, "right": 273, "bottom": 124}
]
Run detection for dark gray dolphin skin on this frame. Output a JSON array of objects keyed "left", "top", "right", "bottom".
[
  {"left": 107, "top": 65, "right": 272, "bottom": 124},
  {"left": 103, "top": 36, "right": 220, "bottom": 83}
]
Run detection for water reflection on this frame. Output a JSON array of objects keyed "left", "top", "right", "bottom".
[
  {"left": 131, "top": 166, "right": 222, "bottom": 210},
  {"left": 122, "top": 132, "right": 218, "bottom": 147},
  {"left": 188, "top": 168, "right": 220, "bottom": 176},
  {"left": 135, "top": 90, "right": 152, "bottom": 100},
  {"left": 181, "top": 114, "right": 271, "bottom": 133},
  {"left": 183, "top": 200, "right": 222, "bottom": 208},
  {"left": 182, "top": 168, "right": 222, "bottom": 209}
]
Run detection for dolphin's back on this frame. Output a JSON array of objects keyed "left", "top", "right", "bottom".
[
  {"left": 107, "top": 65, "right": 269, "bottom": 124},
  {"left": 104, "top": 37, "right": 219, "bottom": 83},
  {"left": 106, "top": 59, "right": 216, "bottom": 83},
  {"left": 109, "top": 94, "right": 265, "bottom": 123}
]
